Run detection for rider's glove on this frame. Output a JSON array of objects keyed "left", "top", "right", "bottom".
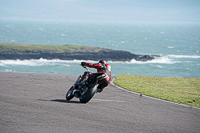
[{"left": 81, "top": 62, "right": 86, "bottom": 66}]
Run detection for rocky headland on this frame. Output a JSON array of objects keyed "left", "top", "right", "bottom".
[{"left": 0, "top": 43, "right": 159, "bottom": 61}]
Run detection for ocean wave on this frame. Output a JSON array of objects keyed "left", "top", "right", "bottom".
[
  {"left": 0, "top": 56, "right": 179, "bottom": 66},
  {"left": 129, "top": 56, "right": 178, "bottom": 64},
  {"left": 167, "top": 55, "right": 200, "bottom": 59},
  {"left": 107, "top": 56, "right": 178, "bottom": 64},
  {"left": 0, "top": 58, "right": 97, "bottom": 66},
  {"left": 2, "top": 54, "right": 198, "bottom": 66},
  {"left": 167, "top": 46, "right": 174, "bottom": 49}
]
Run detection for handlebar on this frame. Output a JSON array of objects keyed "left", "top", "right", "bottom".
[{"left": 81, "top": 65, "right": 89, "bottom": 71}]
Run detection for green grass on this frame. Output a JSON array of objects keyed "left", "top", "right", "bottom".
[
  {"left": 114, "top": 75, "right": 200, "bottom": 108},
  {"left": 0, "top": 43, "right": 92, "bottom": 52}
]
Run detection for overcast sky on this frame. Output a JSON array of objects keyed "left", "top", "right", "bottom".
[{"left": 0, "top": 0, "right": 200, "bottom": 23}]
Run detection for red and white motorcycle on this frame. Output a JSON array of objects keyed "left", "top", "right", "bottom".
[{"left": 66, "top": 66, "right": 102, "bottom": 103}]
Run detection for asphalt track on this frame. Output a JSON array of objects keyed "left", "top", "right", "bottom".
[{"left": 0, "top": 72, "right": 200, "bottom": 133}]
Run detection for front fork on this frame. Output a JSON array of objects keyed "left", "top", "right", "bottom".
[
  {"left": 72, "top": 75, "right": 82, "bottom": 89},
  {"left": 72, "top": 71, "right": 91, "bottom": 96}
]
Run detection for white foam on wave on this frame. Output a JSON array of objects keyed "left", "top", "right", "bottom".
[
  {"left": 0, "top": 59, "right": 37, "bottom": 66},
  {"left": 1, "top": 55, "right": 197, "bottom": 66},
  {"left": 0, "top": 58, "right": 97, "bottom": 66},
  {"left": 167, "top": 55, "right": 200, "bottom": 59},
  {"left": 107, "top": 56, "right": 178, "bottom": 64},
  {"left": 44, "top": 57, "right": 178, "bottom": 65},
  {"left": 167, "top": 46, "right": 174, "bottom": 48},
  {"left": 130, "top": 56, "right": 177, "bottom": 64},
  {"left": 0, "top": 57, "right": 178, "bottom": 66}
]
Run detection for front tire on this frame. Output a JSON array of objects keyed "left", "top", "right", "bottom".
[{"left": 66, "top": 86, "right": 74, "bottom": 101}]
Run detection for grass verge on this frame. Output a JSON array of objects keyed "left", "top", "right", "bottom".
[{"left": 114, "top": 75, "right": 200, "bottom": 108}]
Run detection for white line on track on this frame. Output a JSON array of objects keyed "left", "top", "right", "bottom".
[{"left": 91, "top": 99, "right": 125, "bottom": 103}]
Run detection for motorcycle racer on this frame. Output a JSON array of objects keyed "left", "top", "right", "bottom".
[{"left": 80, "top": 60, "right": 111, "bottom": 93}]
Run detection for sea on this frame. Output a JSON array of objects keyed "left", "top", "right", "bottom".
[{"left": 0, "top": 20, "right": 200, "bottom": 78}]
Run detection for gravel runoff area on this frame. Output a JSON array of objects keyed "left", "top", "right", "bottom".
[{"left": 0, "top": 72, "right": 200, "bottom": 133}]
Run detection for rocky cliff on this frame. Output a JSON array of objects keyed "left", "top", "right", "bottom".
[{"left": 0, "top": 44, "right": 159, "bottom": 61}]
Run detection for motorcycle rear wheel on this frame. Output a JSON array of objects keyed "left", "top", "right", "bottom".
[
  {"left": 66, "top": 86, "right": 74, "bottom": 101},
  {"left": 79, "top": 85, "right": 97, "bottom": 103}
]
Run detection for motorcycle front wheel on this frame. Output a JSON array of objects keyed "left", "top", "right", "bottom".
[{"left": 66, "top": 86, "right": 74, "bottom": 101}]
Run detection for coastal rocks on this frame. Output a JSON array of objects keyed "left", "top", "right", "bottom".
[{"left": 0, "top": 48, "right": 159, "bottom": 61}]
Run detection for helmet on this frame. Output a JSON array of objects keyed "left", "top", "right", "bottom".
[{"left": 99, "top": 60, "right": 106, "bottom": 64}]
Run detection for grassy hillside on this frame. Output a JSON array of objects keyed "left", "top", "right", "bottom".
[
  {"left": 114, "top": 75, "right": 200, "bottom": 108},
  {"left": 0, "top": 43, "right": 92, "bottom": 52}
]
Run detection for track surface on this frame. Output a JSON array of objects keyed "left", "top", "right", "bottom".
[{"left": 1, "top": 72, "right": 200, "bottom": 133}]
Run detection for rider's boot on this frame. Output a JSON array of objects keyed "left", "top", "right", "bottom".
[{"left": 97, "top": 87, "right": 103, "bottom": 93}]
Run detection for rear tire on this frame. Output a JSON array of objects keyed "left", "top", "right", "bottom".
[
  {"left": 79, "top": 85, "right": 97, "bottom": 103},
  {"left": 66, "top": 86, "right": 74, "bottom": 101}
]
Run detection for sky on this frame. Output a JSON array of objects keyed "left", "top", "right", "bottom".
[{"left": 0, "top": 0, "right": 200, "bottom": 24}]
